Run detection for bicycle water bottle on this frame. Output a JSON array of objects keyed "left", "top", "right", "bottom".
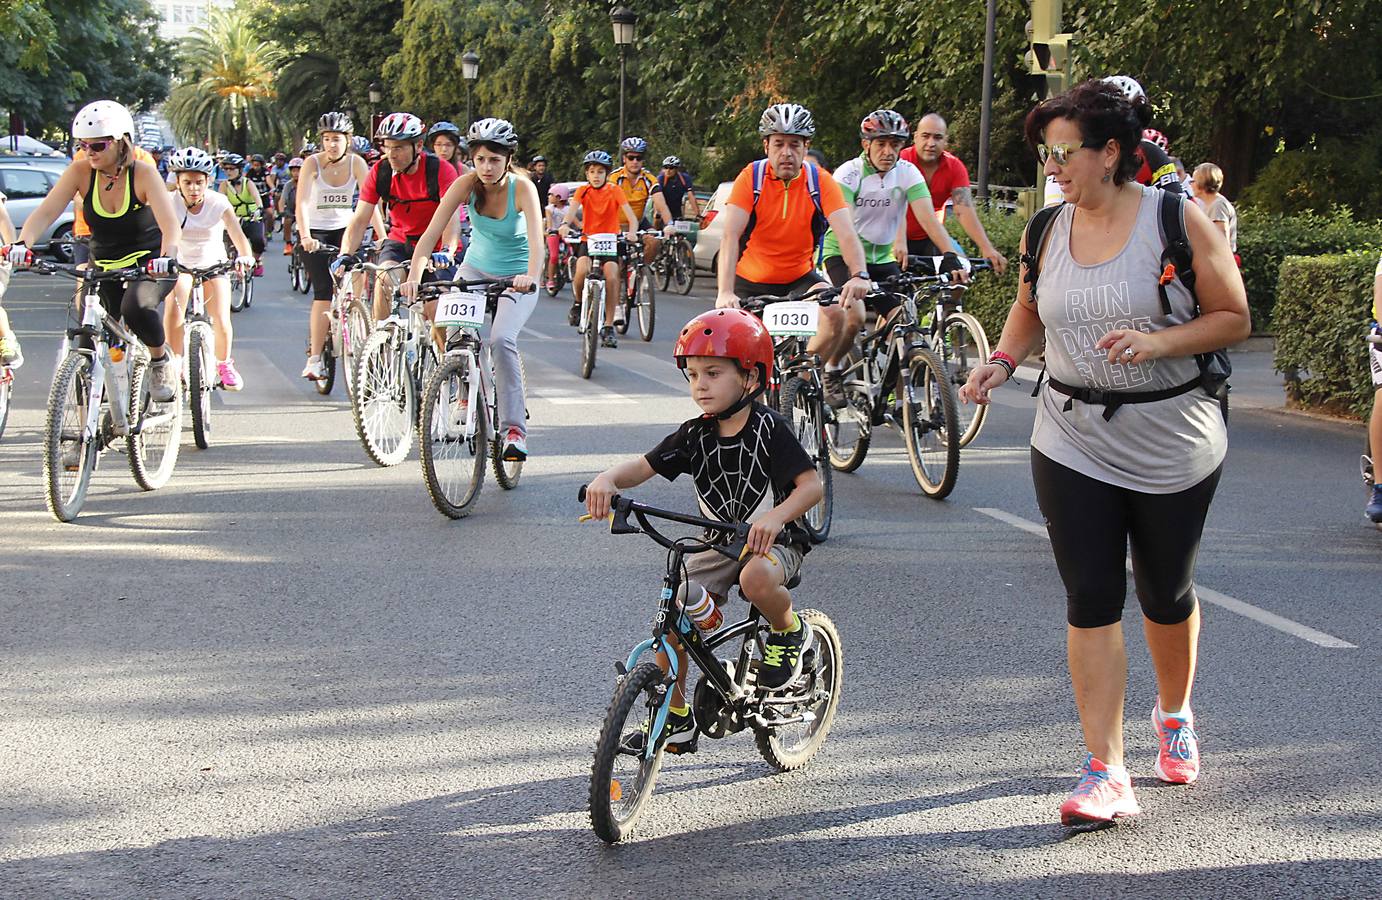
[
  {"left": 109, "top": 344, "right": 129, "bottom": 400},
  {"left": 683, "top": 585, "right": 722, "bottom": 634}
]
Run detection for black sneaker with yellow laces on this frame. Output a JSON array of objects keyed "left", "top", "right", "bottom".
[
  {"left": 623, "top": 705, "right": 697, "bottom": 755},
  {"left": 758, "top": 614, "right": 814, "bottom": 690}
]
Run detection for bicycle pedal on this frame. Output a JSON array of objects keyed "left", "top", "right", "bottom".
[{"left": 664, "top": 736, "right": 699, "bottom": 755}]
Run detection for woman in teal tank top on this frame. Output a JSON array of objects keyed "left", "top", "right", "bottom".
[{"left": 402, "top": 118, "right": 543, "bottom": 462}]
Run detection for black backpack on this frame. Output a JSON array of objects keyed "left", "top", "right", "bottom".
[
  {"left": 1020, "top": 190, "right": 1231, "bottom": 421},
  {"left": 374, "top": 152, "right": 443, "bottom": 219}
]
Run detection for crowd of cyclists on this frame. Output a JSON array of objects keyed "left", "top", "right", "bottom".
[{"left": 0, "top": 72, "right": 1376, "bottom": 835}]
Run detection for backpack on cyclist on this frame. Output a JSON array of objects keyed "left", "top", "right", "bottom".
[
  {"left": 374, "top": 152, "right": 443, "bottom": 219},
  {"left": 1019, "top": 190, "right": 1231, "bottom": 420},
  {"left": 739, "top": 159, "right": 829, "bottom": 259}
]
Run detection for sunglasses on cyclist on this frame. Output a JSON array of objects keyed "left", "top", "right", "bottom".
[
  {"left": 624, "top": 154, "right": 644, "bottom": 161},
  {"left": 78, "top": 139, "right": 114, "bottom": 153},
  {"left": 1036, "top": 141, "right": 1104, "bottom": 166}
]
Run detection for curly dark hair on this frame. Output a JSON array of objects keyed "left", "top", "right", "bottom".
[{"left": 1024, "top": 79, "right": 1144, "bottom": 185}]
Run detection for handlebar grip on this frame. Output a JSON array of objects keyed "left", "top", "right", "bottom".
[{"left": 577, "top": 484, "right": 588, "bottom": 502}]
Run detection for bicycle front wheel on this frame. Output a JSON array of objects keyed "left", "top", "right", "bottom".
[
  {"left": 127, "top": 356, "right": 183, "bottom": 491},
  {"left": 780, "top": 375, "right": 833, "bottom": 542},
  {"left": 342, "top": 297, "right": 373, "bottom": 400},
  {"left": 636, "top": 265, "right": 656, "bottom": 342},
  {"left": 188, "top": 328, "right": 213, "bottom": 449},
  {"left": 44, "top": 353, "right": 98, "bottom": 522},
  {"left": 590, "top": 661, "right": 667, "bottom": 844},
  {"left": 941, "top": 311, "right": 991, "bottom": 447},
  {"left": 900, "top": 344, "right": 960, "bottom": 499},
  {"left": 352, "top": 327, "right": 415, "bottom": 466},
  {"left": 580, "top": 282, "right": 599, "bottom": 379},
  {"left": 229, "top": 269, "right": 248, "bottom": 313},
  {"left": 673, "top": 241, "right": 695, "bottom": 295},
  {"left": 419, "top": 357, "right": 486, "bottom": 518}
]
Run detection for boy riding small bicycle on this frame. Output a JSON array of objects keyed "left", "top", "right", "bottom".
[{"left": 584, "top": 308, "right": 823, "bottom": 746}]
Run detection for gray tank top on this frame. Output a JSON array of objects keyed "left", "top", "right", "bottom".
[{"left": 1031, "top": 185, "right": 1226, "bottom": 493}]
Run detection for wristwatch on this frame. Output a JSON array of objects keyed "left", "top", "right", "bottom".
[{"left": 853, "top": 271, "right": 869, "bottom": 281}]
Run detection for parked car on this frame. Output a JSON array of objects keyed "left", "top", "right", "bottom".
[
  {"left": 692, "top": 181, "right": 734, "bottom": 272},
  {"left": 1, "top": 162, "right": 77, "bottom": 262}
]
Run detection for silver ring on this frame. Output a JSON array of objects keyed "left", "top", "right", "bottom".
[{"left": 1122, "top": 347, "right": 1135, "bottom": 360}]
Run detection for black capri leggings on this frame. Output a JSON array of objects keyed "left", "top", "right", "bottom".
[
  {"left": 303, "top": 228, "right": 346, "bottom": 301},
  {"left": 1032, "top": 448, "right": 1223, "bottom": 629},
  {"left": 240, "top": 219, "right": 266, "bottom": 256},
  {"left": 94, "top": 278, "right": 171, "bottom": 350}
]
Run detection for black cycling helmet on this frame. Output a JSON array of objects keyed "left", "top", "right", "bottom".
[
  {"left": 466, "top": 117, "right": 519, "bottom": 151},
  {"left": 582, "top": 149, "right": 613, "bottom": 170},
  {"left": 860, "top": 109, "right": 909, "bottom": 141},
  {"left": 758, "top": 103, "right": 816, "bottom": 138},
  {"left": 317, "top": 111, "right": 354, "bottom": 135},
  {"left": 620, "top": 136, "right": 648, "bottom": 155},
  {"left": 425, "top": 120, "right": 461, "bottom": 149},
  {"left": 250, "top": 153, "right": 265, "bottom": 163}
]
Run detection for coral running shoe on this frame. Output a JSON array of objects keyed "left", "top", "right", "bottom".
[
  {"left": 1153, "top": 706, "right": 1200, "bottom": 784},
  {"left": 217, "top": 358, "right": 244, "bottom": 391},
  {"left": 1059, "top": 755, "right": 1140, "bottom": 827}
]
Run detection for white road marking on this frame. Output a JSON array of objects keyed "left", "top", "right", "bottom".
[
  {"left": 545, "top": 396, "right": 637, "bottom": 405},
  {"left": 972, "top": 506, "right": 1358, "bottom": 649}
]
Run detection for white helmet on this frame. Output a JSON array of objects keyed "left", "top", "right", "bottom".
[
  {"left": 1101, "top": 75, "right": 1146, "bottom": 104},
  {"left": 72, "top": 100, "right": 136, "bottom": 141},
  {"left": 169, "top": 146, "right": 216, "bottom": 175}
]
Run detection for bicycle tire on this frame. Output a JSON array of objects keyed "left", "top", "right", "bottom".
[
  {"left": 754, "top": 609, "right": 843, "bottom": 771},
  {"left": 0, "top": 372, "right": 11, "bottom": 442},
  {"left": 43, "top": 353, "right": 98, "bottom": 522},
  {"left": 580, "top": 281, "right": 599, "bottom": 379},
  {"left": 940, "top": 311, "right": 990, "bottom": 448},
  {"left": 127, "top": 356, "right": 183, "bottom": 491},
  {"left": 316, "top": 332, "right": 337, "bottom": 396},
  {"left": 188, "top": 328, "right": 213, "bottom": 449},
  {"left": 673, "top": 242, "right": 695, "bottom": 295},
  {"left": 491, "top": 351, "right": 525, "bottom": 490},
  {"left": 636, "top": 264, "right": 656, "bottom": 342},
  {"left": 826, "top": 350, "right": 871, "bottom": 472},
  {"left": 352, "top": 327, "right": 415, "bottom": 466},
  {"left": 900, "top": 344, "right": 960, "bottom": 499},
  {"left": 589, "top": 661, "right": 667, "bottom": 844},
  {"left": 419, "top": 357, "right": 486, "bottom": 518},
  {"left": 342, "top": 297, "right": 373, "bottom": 400},
  {"left": 779, "top": 375, "right": 833, "bottom": 542},
  {"left": 228, "top": 270, "right": 248, "bottom": 313}
]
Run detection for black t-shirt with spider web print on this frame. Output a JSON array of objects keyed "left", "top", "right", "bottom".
[{"left": 645, "top": 402, "right": 815, "bottom": 552}]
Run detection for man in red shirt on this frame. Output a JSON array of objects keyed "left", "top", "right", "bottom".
[
  {"left": 338, "top": 112, "right": 459, "bottom": 319},
  {"left": 900, "top": 114, "right": 1007, "bottom": 274}
]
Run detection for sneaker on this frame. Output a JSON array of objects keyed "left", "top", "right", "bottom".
[
  {"left": 217, "top": 358, "right": 244, "bottom": 392},
  {"left": 301, "top": 356, "right": 326, "bottom": 381},
  {"left": 149, "top": 356, "right": 178, "bottom": 403},
  {"left": 1367, "top": 484, "right": 1382, "bottom": 524},
  {"left": 822, "top": 369, "right": 847, "bottom": 409},
  {"left": 624, "top": 705, "right": 697, "bottom": 755},
  {"left": 1059, "top": 754, "right": 1141, "bottom": 827},
  {"left": 600, "top": 326, "right": 618, "bottom": 349},
  {"left": 282, "top": 243, "right": 294, "bottom": 256},
  {"left": 62, "top": 440, "right": 83, "bottom": 472},
  {"left": 1153, "top": 706, "right": 1200, "bottom": 784},
  {"left": 613, "top": 304, "right": 627, "bottom": 327},
  {"left": 546, "top": 280, "right": 558, "bottom": 294},
  {"left": 502, "top": 427, "right": 527, "bottom": 461},
  {"left": 0, "top": 336, "right": 23, "bottom": 369},
  {"left": 252, "top": 263, "right": 264, "bottom": 278},
  {"left": 758, "top": 613, "right": 813, "bottom": 690},
  {"left": 568, "top": 302, "right": 581, "bottom": 327}
]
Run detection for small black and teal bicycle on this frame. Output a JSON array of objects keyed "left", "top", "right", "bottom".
[{"left": 579, "top": 486, "right": 843, "bottom": 843}]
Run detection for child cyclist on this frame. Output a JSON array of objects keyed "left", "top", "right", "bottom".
[
  {"left": 583, "top": 308, "right": 823, "bottom": 747},
  {"left": 165, "top": 147, "right": 256, "bottom": 390},
  {"left": 543, "top": 182, "right": 571, "bottom": 293},
  {"left": 560, "top": 150, "right": 638, "bottom": 348}
]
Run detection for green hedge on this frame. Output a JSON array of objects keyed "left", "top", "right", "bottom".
[
  {"left": 946, "top": 207, "right": 1023, "bottom": 344},
  {"left": 1272, "top": 252, "right": 1379, "bottom": 418}
]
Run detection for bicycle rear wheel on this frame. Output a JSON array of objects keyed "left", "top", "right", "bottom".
[
  {"left": 127, "top": 356, "right": 183, "bottom": 490},
  {"left": 491, "top": 352, "right": 525, "bottom": 490},
  {"left": 188, "top": 328, "right": 214, "bottom": 449},
  {"left": 0, "top": 370, "right": 11, "bottom": 442},
  {"left": 656, "top": 250, "right": 671, "bottom": 292},
  {"left": 673, "top": 242, "right": 695, "bottom": 295},
  {"left": 43, "top": 353, "right": 98, "bottom": 522},
  {"left": 590, "top": 661, "right": 667, "bottom": 844},
  {"left": 419, "top": 357, "right": 486, "bottom": 518},
  {"left": 316, "top": 332, "right": 337, "bottom": 396},
  {"left": 900, "top": 344, "right": 960, "bottom": 499},
  {"left": 580, "top": 282, "right": 600, "bottom": 379},
  {"left": 780, "top": 375, "right": 833, "bottom": 542},
  {"left": 636, "top": 264, "right": 656, "bottom": 342},
  {"left": 826, "top": 351, "right": 871, "bottom": 472},
  {"left": 941, "top": 311, "right": 990, "bottom": 447},
  {"left": 754, "top": 609, "right": 843, "bottom": 771},
  {"left": 228, "top": 269, "right": 248, "bottom": 313},
  {"left": 352, "top": 327, "right": 415, "bottom": 466}
]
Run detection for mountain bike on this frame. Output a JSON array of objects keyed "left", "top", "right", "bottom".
[
  {"left": 28, "top": 261, "right": 182, "bottom": 521},
  {"left": 543, "top": 230, "right": 573, "bottom": 297},
  {"left": 614, "top": 230, "right": 657, "bottom": 342},
  {"left": 287, "top": 228, "right": 310, "bottom": 294},
  {"left": 654, "top": 220, "right": 696, "bottom": 295},
  {"left": 579, "top": 486, "right": 842, "bottom": 844},
  {"left": 573, "top": 232, "right": 620, "bottom": 379},
  {"left": 309, "top": 242, "right": 374, "bottom": 398},
  {"left": 351, "top": 260, "right": 436, "bottom": 466},
  {"left": 742, "top": 291, "right": 839, "bottom": 542},
  {"left": 416, "top": 277, "right": 528, "bottom": 518},
  {"left": 178, "top": 260, "right": 237, "bottom": 449},
  {"left": 825, "top": 271, "right": 961, "bottom": 500},
  {"left": 911, "top": 256, "right": 993, "bottom": 447},
  {"left": 225, "top": 230, "right": 254, "bottom": 313}
]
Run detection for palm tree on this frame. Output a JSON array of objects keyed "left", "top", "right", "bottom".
[
  {"left": 164, "top": 7, "right": 288, "bottom": 154},
  {"left": 275, "top": 51, "right": 351, "bottom": 136}
]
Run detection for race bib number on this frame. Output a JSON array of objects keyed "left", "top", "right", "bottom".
[
  {"left": 588, "top": 233, "right": 618, "bottom": 256},
  {"left": 673, "top": 219, "right": 695, "bottom": 234},
  {"left": 319, "top": 190, "right": 352, "bottom": 209},
  {"left": 762, "top": 301, "right": 819, "bottom": 337},
  {"left": 433, "top": 291, "right": 486, "bottom": 328}
]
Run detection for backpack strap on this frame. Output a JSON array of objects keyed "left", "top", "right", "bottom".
[
  {"left": 424, "top": 153, "right": 441, "bottom": 204},
  {"left": 375, "top": 154, "right": 441, "bottom": 212},
  {"left": 375, "top": 160, "right": 392, "bottom": 209},
  {"left": 1019, "top": 202, "right": 1063, "bottom": 296},
  {"left": 1156, "top": 189, "right": 1196, "bottom": 316}
]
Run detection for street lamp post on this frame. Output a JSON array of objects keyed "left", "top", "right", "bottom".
[
  {"left": 368, "top": 81, "right": 384, "bottom": 143},
  {"left": 462, "top": 50, "right": 480, "bottom": 125},
  {"left": 610, "top": 5, "right": 637, "bottom": 148}
]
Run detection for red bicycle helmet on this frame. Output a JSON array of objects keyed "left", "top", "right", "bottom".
[
  {"left": 1142, "top": 128, "right": 1169, "bottom": 151},
  {"left": 674, "top": 309, "right": 774, "bottom": 383}
]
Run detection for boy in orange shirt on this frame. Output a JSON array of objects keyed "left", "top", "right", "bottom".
[{"left": 560, "top": 150, "right": 638, "bottom": 348}]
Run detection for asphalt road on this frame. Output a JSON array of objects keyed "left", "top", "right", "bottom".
[{"left": 1, "top": 245, "right": 1379, "bottom": 898}]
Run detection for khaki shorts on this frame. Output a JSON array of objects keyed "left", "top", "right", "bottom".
[{"left": 684, "top": 543, "right": 804, "bottom": 600}]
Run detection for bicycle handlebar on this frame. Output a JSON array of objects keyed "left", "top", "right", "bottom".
[
  {"left": 417, "top": 276, "right": 533, "bottom": 296},
  {"left": 25, "top": 260, "right": 148, "bottom": 282},
  {"left": 740, "top": 288, "right": 842, "bottom": 312},
  {"left": 578, "top": 485, "right": 751, "bottom": 562}
]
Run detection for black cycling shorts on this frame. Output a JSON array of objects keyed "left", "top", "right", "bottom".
[
  {"left": 733, "top": 269, "right": 829, "bottom": 300},
  {"left": 379, "top": 238, "right": 452, "bottom": 282},
  {"left": 823, "top": 257, "right": 901, "bottom": 315}
]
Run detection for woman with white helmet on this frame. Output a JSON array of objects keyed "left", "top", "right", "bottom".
[
  {"left": 164, "top": 147, "right": 256, "bottom": 391},
  {"left": 5, "top": 100, "right": 183, "bottom": 401}
]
